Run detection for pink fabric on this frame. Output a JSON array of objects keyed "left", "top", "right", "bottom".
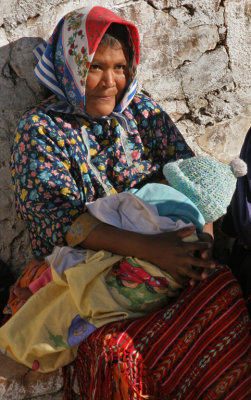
[{"left": 29, "top": 267, "right": 52, "bottom": 294}]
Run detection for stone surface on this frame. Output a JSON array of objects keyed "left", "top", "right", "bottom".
[
  {"left": 225, "top": 0, "right": 251, "bottom": 103},
  {"left": 181, "top": 47, "right": 231, "bottom": 104},
  {"left": 0, "top": 353, "right": 62, "bottom": 400},
  {"left": 197, "top": 116, "right": 251, "bottom": 163},
  {"left": 0, "top": 0, "right": 250, "bottom": 274}
]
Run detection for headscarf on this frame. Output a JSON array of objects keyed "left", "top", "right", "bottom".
[
  {"left": 33, "top": 6, "right": 140, "bottom": 116},
  {"left": 33, "top": 6, "right": 141, "bottom": 196},
  {"left": 231, "top": 127, "right": 251, "bottom": 247}
]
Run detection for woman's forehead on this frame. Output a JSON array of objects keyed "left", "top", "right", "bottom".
[{"left": 92, "top": 43, "right": 129, "bottom": 63}]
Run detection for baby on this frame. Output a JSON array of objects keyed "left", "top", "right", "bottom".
[{"left": 13, "top": 155, "right": 247, "bottom": 310}]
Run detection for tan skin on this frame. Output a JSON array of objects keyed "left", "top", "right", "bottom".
[
  {"left": 14, "top": 42, "right": 215, "bottom": 301},
  {"left": 85, "top": 43, "right": 129, "bottom": 117}
]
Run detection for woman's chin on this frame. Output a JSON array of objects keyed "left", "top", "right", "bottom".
[{"left": 85, "top": 102, "right": 116, "bottom": 118}]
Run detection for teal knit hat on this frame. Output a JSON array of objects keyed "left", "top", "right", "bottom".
[{"left": 163, "top": 156, "right": 247, "bottom": 223}]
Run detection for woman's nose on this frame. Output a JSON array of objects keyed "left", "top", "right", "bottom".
[{"left": 102, "top": 69, "right": 115, "bottom": 87}]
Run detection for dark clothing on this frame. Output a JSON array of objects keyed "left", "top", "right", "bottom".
[{"left": 222, "top": 127, "right": 251, "bottom": 315}]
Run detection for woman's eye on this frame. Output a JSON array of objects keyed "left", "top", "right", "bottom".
[
  {"left": 116, "top": 65, "right": 126, "bottom": 70},
  {"left": 90, "top": 64, "right": 101, "bottom": 70}
]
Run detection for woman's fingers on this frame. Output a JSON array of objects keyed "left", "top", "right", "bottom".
[
  {"left": 176, "top": 226, "right": 197, "bottom": 239},
  {"left": 183, "top": 254, "right": 216, "bottom": 270},
  {"left": 177, "top": 261, "right": 211, "bottom": 280},
  {"left": 143, "top": 229, "right": 216, "bottom": 284},
  {"left": 174, "top": 253, "right": 216, "bottom": 284},
  {"left": 167, "top": 264, "right": 207, "bottom": 286},
  {"left": 181, "top": 240, "right": 212, "bottom": 254}
]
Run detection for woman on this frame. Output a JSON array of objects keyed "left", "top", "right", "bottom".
[
  {"left": 222, "top": 127, "right": 251, "bottom": 316},
  {"left": 8, "top": 6, "right": 251, "bottom": 399}
]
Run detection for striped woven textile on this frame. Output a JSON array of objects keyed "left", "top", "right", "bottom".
[{"left": 63, "top": 265, "right": 251, "bottom": 400}]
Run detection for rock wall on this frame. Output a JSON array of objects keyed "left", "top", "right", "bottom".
[{"left": 0, "top": 0, "right": 251, "bottom": 275}]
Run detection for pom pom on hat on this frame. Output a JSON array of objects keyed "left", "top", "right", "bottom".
[
  {"left": 163, "top": 156, "right": 247, "bottom": 223},
  {"left": 230, "top": 158, "right": 247, "bottom": 177}
]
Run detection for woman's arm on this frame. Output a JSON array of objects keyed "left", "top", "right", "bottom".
[
  {"left": 78, "top": 222, "right": 215, "bottom": 285},
  {"left": 133, "top": 94, "right": 195, "bottom": 166},
  {"left": 11, "top": 110, "right": 87, "bottom": 258}
]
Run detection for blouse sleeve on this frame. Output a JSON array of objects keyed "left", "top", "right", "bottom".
[
  {"left": 152, "top": 109, "right": 195, "bottom": 163},
  {"left": 131, "top": 94, "right": 194, "bottom": 168},
  {"left": 10, "top": 110, "right": 92, "bottom": 258}
]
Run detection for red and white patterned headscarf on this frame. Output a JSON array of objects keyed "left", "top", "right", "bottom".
[{"left": 33, "top": 6, "right": 140, "bottom": 116}]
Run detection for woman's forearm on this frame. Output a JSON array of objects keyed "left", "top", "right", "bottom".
[{"left": 80, "top": 222, "right": 147, "bottom": 259}]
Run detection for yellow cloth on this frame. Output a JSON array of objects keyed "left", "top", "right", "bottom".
[{"left": 0, "top": 249, "right": 182, "bottom": 372}]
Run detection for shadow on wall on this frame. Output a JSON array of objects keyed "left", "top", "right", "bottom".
[
  {"left": 0, "top": 37, "right": 51, "bottom": 275},
  {"left": 1, "top": 36, "right": 51, "bottom": 127}
]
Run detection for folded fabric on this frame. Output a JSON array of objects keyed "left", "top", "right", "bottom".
[
  {"left": 0, "top": 247, "right": 182, "bottom": 372},
  {"left": 86, "top": 184, "right": 202, "bottom": 233},
  {"left": 129, "top": 183, "right": 205, "bottom": 231}
]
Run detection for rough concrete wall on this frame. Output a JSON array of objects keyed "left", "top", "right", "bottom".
[{"left": 0, "top": 0, "right": 250, "bottom": 275}]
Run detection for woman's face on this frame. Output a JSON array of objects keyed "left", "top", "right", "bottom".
[{"left": 85, "top": 43, "right": 129, "bottom": 117}]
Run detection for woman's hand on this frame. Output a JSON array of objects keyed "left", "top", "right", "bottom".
[
  {"left": 189, "top": 230, "right": 215, "bottom": 286},
  {"left": 81, "top": 223, "right": 216, "bottom": 286},
  {"left": 142, "top": 227, "right": 215, "bottom": 286}
]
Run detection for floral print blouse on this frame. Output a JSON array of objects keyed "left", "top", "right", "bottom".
[{"left": 11, "top": 93, "right": 194, "bottom": 258}]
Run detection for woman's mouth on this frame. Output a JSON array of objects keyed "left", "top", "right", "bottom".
[{"left": 96, "top": 95, "right": 115, "bottom": 101}]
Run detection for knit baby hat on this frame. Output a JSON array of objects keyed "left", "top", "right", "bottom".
[{"left": 163, "top": 156, "right": 247, "bottom": 223}]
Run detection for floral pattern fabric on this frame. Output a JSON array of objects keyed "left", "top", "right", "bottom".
[{"left": 11, "top": 93, "right": 194, "bottom": 258}]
